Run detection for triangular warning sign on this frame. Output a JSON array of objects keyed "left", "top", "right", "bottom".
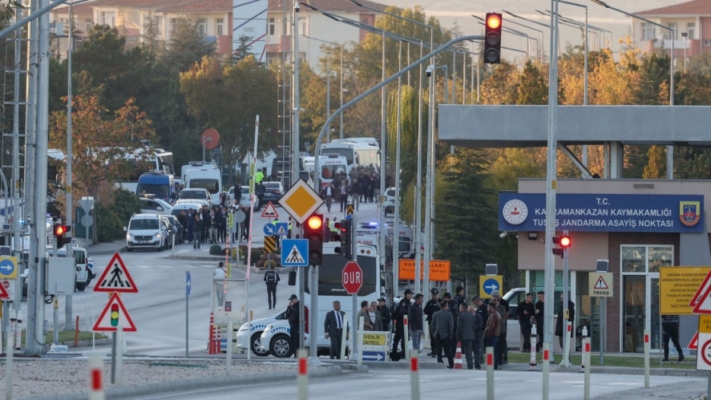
[
  {"left": 691, "top": 270, "right": 711, "bottom": 307},
  {"left": 93, "top": 292, "right": 137, "bottom": 332},
  {"left": 276, "top": 226, "right": 288, "bottom": 236},
  {"left": 692, "top": 283, "right": 711, "bottom": 315},
  {"left": 594, "top": 276, "right": 609, "bottom": 290},
  {"left": 285, "top": 245, "right": 306, "bottom": 264},
  {"left": 261, "top": 202, "right": 279, "bottom": 218},
  {"left": 94, "top": 252, "right": 138, "bottom": 293},
  {"left": 0, "top": 282, "right": 9, "bottom": 299},
  {"left": 688, "top": 331, "right": 699, "bottom": 350}
]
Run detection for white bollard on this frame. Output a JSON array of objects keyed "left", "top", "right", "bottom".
[
  {"left": 297, "top": 349, "right": 308, "bottom": 400},
  {"left": 410, "top": 350, "right": 420, "bottom": 400},
  {"left": 226, "top": 321, "right": 233, "bottom": 374},
  {"left": 6, "top": 333, "right": 12, "bottom": 400},
  {"left": 115, "top": 326, "right": 123, "bottom": 386},
  {"left": 583, "top": 337, "right": 591, "bottom": 400},
  {"left": 340, "top": 318, "right": 348, "bottom": 360},
  {"left": 486, "top": 346, "right": 494, "bottom": 400},
  {"left": 89, "top": 355, "right": 105, "bottom": 400},
  {"left": 403, "top": 315, "right": 409, "bottom": 360},
  {"left": 530, "top": 324, "right": 538, "bottom": 369},
  {"left": 562, "top": 320, "right": 572, "bottom": 367},
  {"left": 13, "top": 310, "right": 21, "bottom": 350},
  {"left": 358, "top": 316, "right": 364, "bottom": 366},
  {"left": 542, "top": 342, "right": 550, "bottom": 400},
  {"left": 581, "top": 326, "right": 589, "bottom": 373},
  {"left": 644, "top": 329, "right": 650, "bottom": 388}
]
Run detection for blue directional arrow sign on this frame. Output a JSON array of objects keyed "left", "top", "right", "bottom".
[
  {"left": 482, "top": 278, "right": 500, "bottom": 296},
  {"left": 186, "top": 271, "right": 191, "bottom": 297},
  {"left": 0, "top": 256, "right": 17, "bottom": 279},
  {"left": 275, "top": 222, "right": 289, "bottom": 236},
  {"left": 281, "top": 239, "right": 309, "bottom": 267},
  {"left": 362, "top": 351, "right": 386, "bottom": 362},
  {"left": 263, "top": 223, "right": 276, "bottom": 236}
]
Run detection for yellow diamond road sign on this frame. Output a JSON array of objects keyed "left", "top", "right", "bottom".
[{"left": 279, "top": 179, "right": 324, "bottom": 224}]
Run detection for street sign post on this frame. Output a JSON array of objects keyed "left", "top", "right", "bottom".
[
  {"left": 342, "top": 261, "right": 363, "bottom": 294},
  {"left": 589, "top": 272, "right": 613, "bottom": 297},
  {"left": 281, "top": 239, "right": 308, "bottom": 267},
  {"left": 480, "top": 276, "right": 503, "bottom": 299},
  {"left": 278, "top": 179, "right": 324, "bottom": 224},
  {"left": 261, "top": 202, "right": 279, "bottom": 219},
  {"left": 275, "top": 222, "right": 289, "bottom": 236},
  {"left": 696, "top": 316, "right": 711, "bottom": 371},
  {"left": 263, "top": 223, "right": 276, "bottom": 236},
  {"left": 94, "top": 253, "right": 138, "bottom": 293},
  {"left": 264, "top": 236, "right": 276, "bottom": 253},
  {"left": 659, "top": 267, "right": 711, "bottom": 314},
  {"left": 93, "top": 292, "right": 137, "bottom": 332},
  {"left": 0, "top": 256, "right": 17, "bottom": 279},
  {"left": 186, "top": 271, "right": 191, "bottom": 357}
]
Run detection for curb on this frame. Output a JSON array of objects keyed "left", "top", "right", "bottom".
[
  {"left": 501, "top": 362, "right": 709, "bottom": 377},
  {"left": 90, "top": 247, "right": 126, "bottom": 256},
  {"left": 24, "top": 365, "right": 343, "bottom": 400}
]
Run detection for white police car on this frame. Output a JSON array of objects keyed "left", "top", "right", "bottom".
[
  {"left": 236, "top": 308, "right": 289, "bottom": 357},
  {"left": 259, "top": 319, "right": 308, "bottom": 358}
]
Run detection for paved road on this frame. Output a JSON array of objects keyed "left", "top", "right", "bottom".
[{"left": 129, "top": 369, "right": 706, "bottom": 399}]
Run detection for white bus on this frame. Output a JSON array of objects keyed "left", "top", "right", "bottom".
[
  {"left": 320, "top": 139, "right": 380, "bottom": 173},
  {"left": 183, "top": 162, "right": 222, "bottom": 205}
]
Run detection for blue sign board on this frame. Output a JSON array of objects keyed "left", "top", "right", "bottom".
[
  {"left": 263, "top": 223, "right": 276, "bottom": 236},
  {"left": 482, "top": 278, "right": 500, "bottom": 295},
  {"left": 499, "top": 193, "right": 704, "bottom": 233},
  {"left": 281, "top": 239, "right": 309, "bottom": 266},
  {"left": 362, "top": 351, "right": 386, "bottom": 362},
  {"left": 275, "top": 222, "right": 289, "bottom": 236},
  {"left": 0, "top": 258, "right": 15, "bottom": 277},
  {"left": 186, "top": 271, "right": 191, "bottom": 297}
]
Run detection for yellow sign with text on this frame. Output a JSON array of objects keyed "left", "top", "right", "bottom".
[
  {"left": 398, "top": 260, "right": 450, "bottom": 282},
  {"left": 660, "top": 267, "right": 711, "bottom": 315},
  {"left": 362, "top": 332, "right": 387, "bottom": 347}
]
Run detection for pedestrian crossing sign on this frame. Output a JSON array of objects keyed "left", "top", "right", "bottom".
[
  {"left": 281, "top": 239, "right": 309, "bottom": 267},
  {"left": 94, "top": 252, "right": 138, "bottom": 293}
]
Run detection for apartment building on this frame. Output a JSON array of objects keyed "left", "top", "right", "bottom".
[{"left": 633, "top": 0, "right": 711, "bottom": 58}]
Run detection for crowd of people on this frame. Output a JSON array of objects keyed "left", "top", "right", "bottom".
[{"left": 320, "top": 166, "right": 384, "bottom": 213}]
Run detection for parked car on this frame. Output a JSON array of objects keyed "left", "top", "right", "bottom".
[
  {"left": 383, "top": 187, "right": 396, "bottom": 217},
  {"left": 236, "top": 309, "right": 289, "bottom": 357},
  {"left": 125, "top": 214, "right": 170, "bottom": 252},
  {"left": 163, "top": 215, "right": 184, "bottom": 244},
  {"left": 140, "top": 197, "right": 173, "bottom": 216},
  {"left": 261, "top": 181, "right": 284, "bottom": 205},
  {"left": 177, "top": 188, "right": 211, "bottom": 206}
]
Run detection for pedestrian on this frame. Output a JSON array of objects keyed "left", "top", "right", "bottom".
[
  {"left": 242, "top": 204, "right": 251, "bottom": 241},
  {"left": 491, "top": 290, "right": 509, "bottom": 364},
  {"left": 391, "top": 295, "right": 410, "bottom": 360},
  {"left": 456, "top": 302, "right": 477, "bottom": 370},
  {"left": 452, "top": 286, "right": 465, "bottom": 335},
  {"left": 518, "top": 292, "right": 536, "bottom": 352},
  {"left": 485, "top": 301, "right": 501, "bottom": 370},
  {"left": 377, "top": 298, "right": 391, "bottom": 332},
  {"left": 264, "top": 264, "right": 280, "bottom": 309},
  {"left": 321, "top": 183, "right": 334, "bottom": 213},
  {"left": 555, "top": 294, "right": 575, "bottom": 363},
  {"left": 185, "top": 209, "right": 194, "bottom": 243},
  {"left": 472, "top": 296, "right": 487, "bottom": 365},
  {"left": 408, "top": 294, "right": 424, "bottom": 353},
  {"left": 535, "top": 291, "right": 545, "bottom": 352},
  {"left": 218, "top": 207, "right": 227, "bottom": 242},
  {"left": 213, "top": 261, "right": 226, "bottom": 306},
  {"left": 424, "top": 288, "right": 442, "bottom": 357},
  {"left": 357, "top": 300, "right": 375, "bottom": 331},
  {"left": 286, "top": 294, "right": 300, "bottom": 355},
  {"left": 193, "top": 211, "right": 203, "bottom": 249},
  {"left": 471, "top": 305, "right": 484, "bottom": 369},
  {"left": 324, "top": 300, "right": 347, "bottom": 359},
  {"left": 368, "top": 301, "right": 383, "bottom": 331},
  {"left": 432, "top": 301, "right": 454, "bottom": 368},
  {"left": 350, "top": 179, "right": 360, "bottom": 211},
  {"left": 323, "top": 218, "right": 331, "bottom": 242},
  {"left": 339, "top": 179, "right": 348, "bottom": 212},
  {"left": 208, "top": 209, "right": 217, "bottom": 243},
  {"left": 662, "top": 315, "right": 685, "bottom": 362}
]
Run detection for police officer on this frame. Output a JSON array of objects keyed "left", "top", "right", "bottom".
[
  {"left": 286, "top": 294, "right": 300, "bottom": 356},
  {"left": 424, "top": 288, "right": 442, "bottom": 357},
  {"left": 264, "top": 264, "right": 280, "bottom": 309},
  {"left": 662, "top": 315, "right": 685, "bottom": 362}
]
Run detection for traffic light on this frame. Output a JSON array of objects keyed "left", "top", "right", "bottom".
[
  {"left": 484, "top": 12, "right": 502, "bottom": 64},
  {"left": 110, "top": 303, "right": 119, "bottom": 327},
  {"left": 334, "top": 219, "right": 352, "bottom": 259},
  {"left": 53, "top": 224, "right": 70, "bottom": 249},
  {"left": 552, "top": 235, "right": 571, "bottom": 258},
  {"left": 304, "top": 213, "right": 324, "bottom": 266}
]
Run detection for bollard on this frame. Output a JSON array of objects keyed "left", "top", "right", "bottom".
[
  {"left": 562, "top": 321, "right": 572, "bottom": 367},
  {"left": 13, "top": 310, "right": 21, "bottom": 350},
  {"left": 115, "top": 326, "right": 124, "bottom": 386},
  {"left": 583, "top": 337, "right": 591, "bottom": 400},
  {"left": 6, "top": 332, "right": 12, "bottom": 400},
  {"left": 644, "top": 329, "right": 650, "bottom": 388},
  {"left": 53, "top": 298, "right": 59, "bottom": 345},
  {"left": 357, "top": 316, "right": 364, "bottom": 366},
  {"left": 410, "top": 350, "right": 420, "bottom": 400},
  {"left": 530, "top": 324, "right": 538, "bottom": 368},
  {"left": 226, "top": 322, "right": 233, "bottom": 374},
  {"left": 403, "top": 315, "right": 409, "bottom": 360},
  {"left": 581, "top": 326, "right": 588, "bottom": 373},
  {"left": 486, "top": 346, "right": 494, "bottom": 400},
  {"left": 208, "top": 312, "right": 214, "bottom": 354},
  {"left": 89, "top": 355, "right": 105, "bottom": 400},
  {"left": 340, "top": 318, "right": 348, "bottom": 360},
  {"left": 297, "top": 349, "right": 308, "bottom": 400},
  {"left": 75, "top": 315, "right": 80, "bottom": 347},
  {"left": 542, "top": 342, "right": 550, "bottom": 400}
]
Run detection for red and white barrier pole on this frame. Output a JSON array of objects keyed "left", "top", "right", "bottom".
[
  {"left": 403, "top": 315, "right": 409, "bottom": 359},
  {"left": 297, "top": 349, "right": 308, "bottom": 400},
  {"left": 486, "top": 346, "right": 494, "bottom": 400},
  {"left": 562, "top": 321, "right": 572, "bottom": 367},
  {"left": 644, "top": 329, "right": 650, "bottom": 388},
  {"left": 583, "top": 337, "right": 591, "bottom": 400},
  {"left": 542, "top": 342, "right": 550, "bottom": 400},
  {"left": 89, "top": 355, "right": 105, "bottom": 400},
  {"left": 530, "top": 324, "right": 538, "bottom": 369},
  {"left": 581, "top": 326, "right": 588, "bottom": 373},
  {"left": 410, "top": 350, "right": 420, "bottom": 400},
  {"left": 208, "top": 312, "right": 215, "bottom": 354}
]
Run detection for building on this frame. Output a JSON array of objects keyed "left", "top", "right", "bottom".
[
  {"left": 262, "top": 0, "right": 387, "bottom": 67},
  {"left": 633, "top": 0, "right": 711, "bottom": 59},
  {"left": 50, "top": 0, "right": 232, "bottom": 59},
  {"left": 499, "top": 178, "right": 709, "bottom": 354}
]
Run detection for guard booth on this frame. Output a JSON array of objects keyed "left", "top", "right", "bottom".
[{"left": 210, "top": 274, "right": 246, "bottom": 352}]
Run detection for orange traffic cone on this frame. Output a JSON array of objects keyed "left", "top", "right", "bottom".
[{"left": 454, "top": 341, "right": 463, "bottom": 369}]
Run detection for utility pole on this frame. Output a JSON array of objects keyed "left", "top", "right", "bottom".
[{"left": 64, "top": 0, "right": 75, "bottom": 331}]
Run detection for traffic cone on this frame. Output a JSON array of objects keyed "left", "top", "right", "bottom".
[{"left": 454, "top": 341, "right": 463, "bottom": 369}]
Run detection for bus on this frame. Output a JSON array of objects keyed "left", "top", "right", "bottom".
[
  {"left": 320, "top": 139, "right": 380, "bottom": 173},
  {"left": 136, "top": 172, "right": 174, "bottom": 203},
  {"left": 115, "top": 148, "right": 174, "bottom": 193}
]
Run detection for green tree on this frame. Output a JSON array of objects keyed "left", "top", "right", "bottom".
[{"left": 163, "top": 18, "right": 216, "bottom": 72}]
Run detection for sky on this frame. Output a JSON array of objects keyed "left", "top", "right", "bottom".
[{"left": 376, "top": 0, "right": 692, "bottom": 62}]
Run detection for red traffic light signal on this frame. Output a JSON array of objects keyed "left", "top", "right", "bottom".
[
  {"left": 54, "top": 224, "right": 67, "bottom": 237},
  {"left": 307, "top": 215, "right": 323, "bottom": 230},
  {"left": 560, "top": 236, "right": 571, "bottom": 248},
  {"left": 304, "top": 214, "right": 324, "bottom": 266},
  {"left": 484, "top": 12, "right": 503, "bottom": 64},
  {"left": 552, "top": 235, "right": 571, "bottom": 258}
]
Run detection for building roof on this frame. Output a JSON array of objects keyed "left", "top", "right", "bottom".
[
  {"left": 156, "top": 0, "right": 232, "bottom": 13},
  {"left": 268, "top": 0, "right": 388, "bottom": 13},
  {"left": 638, "top": 0, "right": 711, "bottom": 17}
]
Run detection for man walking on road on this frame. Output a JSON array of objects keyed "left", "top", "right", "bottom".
[
  {"left": 518, "top": 293, "right": 536, "bottom": 352},
  {"left": 457, "top": 303, "right": 477, "bottom": 370},
  {"left": 325, "top": 301, "right": 347, "bottom": 359},
  {"left": 432, "top": 301, "right": 454, "bottom": 368},
  {"left": 213, "top": 261, "right": 226, "bottom": 306},
  {"left": 485, "top": 301, "right": 501, "bottom": 370},
  {"left": 662, "top": 315, "right": 685, "bottom": 362},
  {"left": 535, "top": 291, "right": 545, "bottom": 352},
  {"left": 286, "top": 294, "right": 300, "bottom": 356},
  {"left": 264, "top": 265, "right": 280, "bottom": 309},
  {"left": 408, "top": 294, "right": 424, "bottom": 354},
  {"left": 424, "top": 288, "right": 442, "bottom": 358}
]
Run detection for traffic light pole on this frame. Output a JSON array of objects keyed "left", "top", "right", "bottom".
[
  {"left": 308, "top": 261, "right": 319, "bottom": 364},
  {"left": 351, "top": 214, "right": 358, "bottom": 361},
  {"left": 561, "top": 230, "right": 571, "bottom": 367}
]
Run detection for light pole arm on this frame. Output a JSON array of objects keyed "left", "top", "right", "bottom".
[{"left": 0, "top": 0, "right": 70, "bottom": 39}]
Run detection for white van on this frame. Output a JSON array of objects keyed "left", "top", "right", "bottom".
[
  {"left": 183, "top": 162, "right": 222, "bottom": 205},
  {"left": 124, "top": 214, "right": 171, "bottom": 252},
  {"left": 54, "top": 246, "right": 93, "bottom": 291}
]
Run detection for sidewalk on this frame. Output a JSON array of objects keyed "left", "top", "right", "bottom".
[{"left": 87, "top": 240, "right": 126, "bottom": 255}]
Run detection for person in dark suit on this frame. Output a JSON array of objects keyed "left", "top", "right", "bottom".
[
  {"left": 432, "top": 301, "right": 454, "bottom": 368},
  {"left": 324, "top": 301, "right": 347, "bottom": 359},
  {"left": 286, "top": 294, "right": 300, "bottom": 355},
  {"left": 555, "top": 294, "right": 575, "bottom": 363},
  {"left": 456, "top": 302, "right": 477, "bottom": 369}
]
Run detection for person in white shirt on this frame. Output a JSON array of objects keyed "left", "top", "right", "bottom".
[
  {"left": 213, "top": 262, "right": 226, "bottom": 306},
  {"left": 322, "top": 183, "right": 334, "bottom": 213}
]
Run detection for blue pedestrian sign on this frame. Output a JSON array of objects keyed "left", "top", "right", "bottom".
[
  {"left": 263, "top": 223, "right": 276, "bottom": 236},
  {"left": 482, "top": 278, "right": 500, "bottom": 296},
  {"left": 0, "top": 256, "right": 17, "bottom": 279},
  {"left": 275, "top": 222, "right": 289, "bottom": 236},
  {"left": 281, "top": 239, "right": 309, "bottom": 267},
  {"left": 186, "top": 271, "right": 191, "bottom": 297},
  {"left": 362, "top": 351, "right": 386, "bottom": 362}
]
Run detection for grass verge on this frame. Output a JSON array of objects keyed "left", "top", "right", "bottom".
[{"left": 507, "top": 351, "right": 696, "bottom": 369}]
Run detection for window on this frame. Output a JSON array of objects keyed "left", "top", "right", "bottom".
[
  {"left": 641, "top": 23, "right": 655, "bottom": 41},
  {"left": 197, "top": 18, "right": 207, "bottom": 36},
  {"left": 705, "top": 39, "right": 711, "bottom": 46},
  {"left": 687, "top": 23, "right": 696, "bottom": 40},
  {"left": 668, "top": 22, "right": 678, "bottom": 40},
  {"left": 621, "top": 245, "right": 673, "bottom": 273},
  {"left": 269, "top": 17, "right": 275, "bottom": 35},
  {"left": 169, "top": 18, "right": 177, "bottom": 34},
  {"left": 216, "top": 18, "right": 224, "bottom": 36},
  {"left": 85, "top": 18, "right": 93, "bottom": 33},
  {"left": 155, "top": 16, "right": 163, "bottom": 36}
]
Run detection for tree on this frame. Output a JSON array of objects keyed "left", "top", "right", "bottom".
[{"left": 163, "top": 18, "right": 216, "bottom": 72}]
